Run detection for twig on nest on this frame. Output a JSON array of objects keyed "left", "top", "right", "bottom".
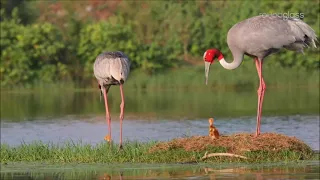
[{"left": 201, "top": 151, "right": 248, "bottom": 160}]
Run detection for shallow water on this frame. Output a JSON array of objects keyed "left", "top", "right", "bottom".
[
  {"left": 1, "top": 89, "right": 319, "bottom": 179},
  {"left": 1, "top": 161, "right": 319, "bottom": 179},
  {"left": 1, "top": 87, "right": 319, "bottom": 121},
  {"left": 1, "top": 115, "right": 320, "bottom": 150},
  {"left": 1, "top": 88, "right": 319, "bottom": 149}
]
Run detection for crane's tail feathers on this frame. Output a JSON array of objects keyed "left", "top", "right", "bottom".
[
  {"left": 293, "top": 19, "right": 318, "bottom": 48},
  {"left": 284, "top": 43, "right": 304, "bottom": 53}
]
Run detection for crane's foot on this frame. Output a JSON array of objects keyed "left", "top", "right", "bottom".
[
  {"left": 118, "top": 144, "right": 123, "bottom": 150},
  {"left": 254, "top": 132, "right": 260, "bottom": 138},
  {"left": 120, "top": 171, "right": 123, "bottom": 178}
]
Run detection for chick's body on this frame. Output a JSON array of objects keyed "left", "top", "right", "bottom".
[{"left": 208, "top": 118, "right": 220, "bottom": 139}]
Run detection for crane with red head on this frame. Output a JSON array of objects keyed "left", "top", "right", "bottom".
[{"left": 203, "top": 15, "right": 317, "bottom": 137}]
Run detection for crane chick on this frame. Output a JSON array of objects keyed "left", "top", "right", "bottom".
[{"left": 208, "top": 118, "right": 220, "bottom": 139}]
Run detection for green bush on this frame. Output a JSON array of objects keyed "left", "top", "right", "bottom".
[
  {"left": 0, "top": 1, "right": 319, "bottom": 88},
  {"left": 0, "top": 8, "right": 69, "bottom": 87},
  {"left": 77, "top": 22, "right": 138, "bottom": 78},
  {"left": 77, "top": 21, "right": 179, "bottom": 77}
]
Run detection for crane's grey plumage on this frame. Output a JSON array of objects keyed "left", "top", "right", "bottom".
[
  {"left": 93, "top": 51, "right": 131, "bottom": 149},
  {"left": 226, "top": 15, "right": 317, "bottom": 62},
  {"left": 204, "top": 15, "right": 317, "bottom": 137},
  {"left": 94, "top": 51, "right": 130, "bottom": 92}
]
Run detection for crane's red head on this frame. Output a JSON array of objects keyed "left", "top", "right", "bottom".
[
  {"left": 203, "top": 49, "right": 224, "bottom": 63},
  {"left": 203, "top": 49, "right": 224, "bottom": 85}
]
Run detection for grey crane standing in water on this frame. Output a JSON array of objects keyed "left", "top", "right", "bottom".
[
  {"left": 203, "top": 15, "right": 317, "bottom": 137},
  {"left": 93, "top": 51, "right": 130, "bottom": 149}
]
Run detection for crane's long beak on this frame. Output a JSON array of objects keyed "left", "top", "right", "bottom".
[
  {"left": 99, "top": 84, "right": 102, "bottom": 102},
  {"left": 205, "top": 61, "right": 211, "bottom": 85}
]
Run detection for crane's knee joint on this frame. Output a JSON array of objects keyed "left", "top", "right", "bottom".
[{"left": 120, "top": 103, "right": 125, "bottom": 108}]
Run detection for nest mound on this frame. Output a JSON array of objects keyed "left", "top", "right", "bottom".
[{"left": 149, "top": 133, "right": 312, "bottom": 154}]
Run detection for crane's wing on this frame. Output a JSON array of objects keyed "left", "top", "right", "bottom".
[
  {"left": 93, "top": 51, "right": 131, "bottom": 84},
  {"left": 233, "top": 15, "right": 317, "bottom": 57},
  {"left": 286, "top": 18, "right": 317, "bottom": 50},
  {"left": 109, "top": 52, "right": 131, "bottom": 82}
]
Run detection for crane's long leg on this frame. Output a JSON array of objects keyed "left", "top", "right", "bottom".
[
  {"left": 119, "top": 84, "right": 125, "bottom": 149},
  {"left": 255, "top": 59, "right": 266, "bottom": 137},
  {"left": 103, "top": 87, "right": 112, "bottom": 143}
]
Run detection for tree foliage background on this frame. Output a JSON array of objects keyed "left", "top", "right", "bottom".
[{"left": 0, "top": 0, "right": 319, "bottom": 87}]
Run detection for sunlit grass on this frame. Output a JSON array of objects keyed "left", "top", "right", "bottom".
[
  {"left": 125, "top": 63, "right": 319, "bottom": 91},
  {"left": 1, "top": 81, "right": 319, "bottom": 122},
  {"left": 0, "top": 141, "right": 316, "bottom": 164},
  {"left": 1, "top": 64, "right": 319, "bottom": 92},
  {"left": 0, "top": 64, "right": 319, "bottom": 121}
]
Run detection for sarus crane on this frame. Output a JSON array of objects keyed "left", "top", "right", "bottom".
[
  {"left": 203, "top": 15, "right": 317, "bottom": 137},
  {"left": 93, "top": 51, "right": 131, "bottom": 149}
]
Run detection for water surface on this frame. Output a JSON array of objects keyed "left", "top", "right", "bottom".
[
  {"left": 1, "top": 88, "right": 319, "bottom": 149},
  {"left": 1, "top": 161, "right": 319, "bottom": 179},
  {"left": 1, "top": 87, "right": 319, "bottom": 121},
  {"left": 1, "top": 88, "right": 319, "bottom": 179},
  {"left": 1, "top": 115, "right": 319, "bottom": 150}
]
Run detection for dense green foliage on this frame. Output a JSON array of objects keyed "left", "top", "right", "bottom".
[
  {"left": 0, "top": 9, "right": 69, "bottom": 87},
  {"left": 0, "top": 0, "right": 319, "bottom": 87}
]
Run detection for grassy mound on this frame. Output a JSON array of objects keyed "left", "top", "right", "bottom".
[
  {"left": 149, "top": 133, "right": 311, "bottom": 153},
  {"left": 149, "top": 133, "right": 314, "bottom": 162}
]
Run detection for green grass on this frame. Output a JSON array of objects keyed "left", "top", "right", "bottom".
[
  {"left": 125, "top": 64, "right": 319, "bottom": 92},
  {"left": 1, "top": 63, "right": 319, "bottom": 122},
  {"left": 1, "top": 64, "right": 319, "bottom": 92},
  {"left": 1, "top": 79, "right": 319, "bottom": 122},
  {"left": 0, "top": 141, "right": 316, "bottom": 164}
]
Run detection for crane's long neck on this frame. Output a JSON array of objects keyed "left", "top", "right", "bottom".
[{"left": 217, "top": 49, "right": 244, "bottom": 70}]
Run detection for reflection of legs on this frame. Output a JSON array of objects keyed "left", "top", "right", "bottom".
[
  {"left": 103, "top": 87, "right": 112, "bottom": 143},
  {"left": 119, "top": 84, "right": 125, "bottom": 149},
  {"left": 255, "top": 59, "right": 266, "bottom": 137}
]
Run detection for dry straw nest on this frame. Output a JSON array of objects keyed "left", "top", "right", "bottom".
[{"left": 149, "top": 133, "right": 312, "bottom": 155}]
